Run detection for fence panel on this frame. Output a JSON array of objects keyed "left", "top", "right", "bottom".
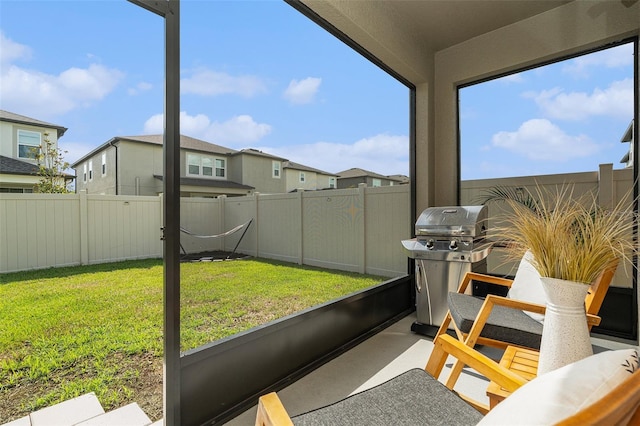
[
  {"left": 302, "top": 188, "right": 364, "bottom": 273},
  {"left": 255, "top": 193, "right": 301, "bottom": 264},
  {"left": 0, "top": 194, "right": 81, "bottom": 273},
  {"left": 86, "top": 194, "right": 161, "bottom": 264},
  {"left": 364, "top": 185, "right": 411, "bottom": 277},
  {"left": 180, "top": 198, "right": 223, "bottom": 254},
  {"left": 223, "top": 195, "right": 257, "bottom": 256}
]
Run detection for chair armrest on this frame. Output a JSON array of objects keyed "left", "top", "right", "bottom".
[
  {"left": 426, "top": 334, "right": 528, "bottom": 393},
  {"left": 255, "top": 392, "right": 294, "bottom": 426},
  {"left": 456, "top": 272, "right": 514, "bottom": 293}
]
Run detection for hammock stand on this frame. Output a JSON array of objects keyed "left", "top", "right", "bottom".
[{"left": 180, "top": 218, "right": 253, "bottom": 260}]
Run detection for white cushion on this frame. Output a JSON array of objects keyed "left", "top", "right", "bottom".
[
  {"left": 478, "top": 348, "right": 639, "bottom": 425},
  {"left": 507, "top": 250, "right": 546, "bottom": 323}
]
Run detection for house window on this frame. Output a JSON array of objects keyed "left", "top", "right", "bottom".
[
  {"left": 215, "top": 159, "right": 225, "bottom": 177},
  {"left": 83, "top": 164, "right": 87, "bottom": 183},
  {"left": 202, "top": 157, "right": 213, "bottom": 176},
  {"left": 329, "top": 178, "right": 335, "bottom": 188},
  {"left": 17, "top": 130, "right": 41, "bottom": 159},
  {"left": 187, "top": 153, "right": 226, "bottom": 178},
  {"left": 372, "top": 178, "right": 381, "bottom": 187},
  {"left": 187, "top": 154, "right": 200, "bottom": 175},
  {"left": 299, "top": 172, "right": 305, "bottom": 183},
  {"left": 272, "top": 161, "right": 280, "bottom": 178},
  {"left": 0, "top": 187, "right": 32, "bottom": 193},
  {"left": 88, "top": 160, "right": 93, "bottom": 181},
  {"left": 101, "top": 153, "right": 107, "bottom": 176}
]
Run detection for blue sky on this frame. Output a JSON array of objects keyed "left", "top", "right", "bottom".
[
  {"left": 0, "top": 1, "right": 635, "bottom": 181},
  {"left": 0, "top": 0, "right": 410, "bottom": 177},
  {"left": 460, "top": 42, "right": 635, "bottom": 180}
]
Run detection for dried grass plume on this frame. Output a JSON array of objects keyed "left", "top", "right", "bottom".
[{"left": 494, "top": 184, "right": 637, "bottom": 284}]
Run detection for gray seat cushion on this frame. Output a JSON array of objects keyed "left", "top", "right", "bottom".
[
  {"left": 291, "top": 368, "right": 483, "bottom": 425},
  {"left": 448, "top": 292, "right": 543, "bottom": 349}
]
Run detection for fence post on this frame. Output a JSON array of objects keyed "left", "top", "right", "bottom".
[
  {"left": 79, "top": 190, "right": 89, "bottom": 265},
  {"left": 358, "top": 183, "right": 366, "bottom": 274},
  {"left": 254, "top": 192, "right": 260, "bottom": 258},
  {"left": 218, "top": 195, "right": 226, "bottom": 251},
  {"left": 598, "top": 163, "right": 614, "bottom": 210},
  {"left": 298, "top": 190, "right": 304, "bottom": 265}
]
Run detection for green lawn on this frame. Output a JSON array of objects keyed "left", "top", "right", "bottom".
[{"left": 0, "top": 258, "right": 383, "bottom": 423}]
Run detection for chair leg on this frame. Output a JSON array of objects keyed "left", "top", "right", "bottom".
[{"left": 444, "top": 297, "right": 496, "bottom": 389}]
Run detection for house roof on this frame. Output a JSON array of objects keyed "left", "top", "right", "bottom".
[
  {"left": 621, "top": 120, "right": 634, "bottom": 143},
  {"left": 283, "top": 161, "right": 335, "bottom": 176},
  {"left": 0, "top": 110, "right": 67, "bottom": 138},
  {"left": 336, "top": 168, "right": 404, "bottom": 182},
  {"left": 153, "top": 175, "right": 254, "bottom": 190},
  {"left": 387, "top": 174, "right": 410, "bottom": 184},
  {"left": 235, "top": 148, "right": 287, "bottom": 161},
  {"left": 0, "top": 155, "right": 40, "bottom": 176},
  {"left": 71, "top": 134, "right": 238, "bottom": 167}
]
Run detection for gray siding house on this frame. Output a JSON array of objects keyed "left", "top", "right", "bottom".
[{"left": 0, "top": 110, "right": 70, "bottom": 193}]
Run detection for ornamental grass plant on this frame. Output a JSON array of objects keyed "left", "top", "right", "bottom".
[{"left": 493, "top": 184, "right": 637, "bottom": 285}]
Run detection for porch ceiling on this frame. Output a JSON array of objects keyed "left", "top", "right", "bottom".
[{"left": 298, "top": 0, "right": 572, "bottom": 84}]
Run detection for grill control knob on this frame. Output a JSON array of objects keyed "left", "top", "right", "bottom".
[
  {"left": 426, "top": 240, "right": 434, "bottom": 250},
  {"left": 449, "top": 240, "right": 458, "bottom": 251}
]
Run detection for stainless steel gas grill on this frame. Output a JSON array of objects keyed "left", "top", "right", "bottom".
[{"left": 402, "top": 206, "right": 492, "bottom": 337}]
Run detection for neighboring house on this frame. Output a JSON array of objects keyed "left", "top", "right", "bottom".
[
  {"left": 282, "top": 160, "right": 336, "bottom": 192},
  {"left": 72, "top": 134, "right": 252, "bottom": 197},
  {"left": 0, "top": 110, "right": 70, "bottom": 193},
  {"left": 336, "top": 168, "right": 406, "bottom": 189},
  {"left": 72, "top": 136, "right": 335, "bottom": 197},
  {"left": 620, "top": 120, "right": 634, "bottom": 169}
]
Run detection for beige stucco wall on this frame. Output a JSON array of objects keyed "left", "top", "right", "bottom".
[
  {"left": 75, "top": 146, "right": 117, "bottom": 195},
  {"left": 118, "top": 141, "right": 163, "bottom": 196},
  {"left": 239, "top": 155, "right": 285, "bottom": 194},
  {"left": 431, "top": 0, "right": 639, "bottom": 211}
]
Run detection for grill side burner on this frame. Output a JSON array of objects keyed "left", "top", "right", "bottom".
[{"left": 401, "top": 205, "right": 492, "bottom": 337}]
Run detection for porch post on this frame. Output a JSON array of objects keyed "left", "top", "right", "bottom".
[{"left": 126, "top": 1, "right": 182, "bottom": 424}]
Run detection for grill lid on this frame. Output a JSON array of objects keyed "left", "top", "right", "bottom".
[{"left": 415, "top": 205, "right": 487, "bottom": 238}]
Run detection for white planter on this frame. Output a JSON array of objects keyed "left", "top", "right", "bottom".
[{"left": 538, "top": 277, "right": 593, "bottom": 375}]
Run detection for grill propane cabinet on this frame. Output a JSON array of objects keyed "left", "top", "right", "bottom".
[{"left": 402, "top": 206, "right": 492, "bottom": 337}]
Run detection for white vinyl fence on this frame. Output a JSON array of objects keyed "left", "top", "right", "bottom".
[
  {"left": 0, "top": 184, "right": 411, "bottom": 277},
  {"left": 2, "top": 164, "right": 633, "bottom": 287}
]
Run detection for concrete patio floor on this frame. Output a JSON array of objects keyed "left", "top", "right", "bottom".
[
  {"left": 226, "top": 312, "right": 635, "bottom": 425},
  {"left": 226, "top": 313, "right": 501, "bottom": 425}
]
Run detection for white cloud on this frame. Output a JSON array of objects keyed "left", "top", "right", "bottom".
[
  {"left": 128, "top": 81, "right": 153, "bottom": 96},
  {"left": 492, "top": 118, "right": 600, "bottom": 161},
  {"left": 496, "top": 73, "right": 524, "bottom": 84},
  {"left": 0, "top": 32, "right": 31, "bottom": 68},
  {"left": 143, "top": 111, "right": 272, "bottom": 145},
  {"left": 283, "top": 77, "right": 321, "bottom": 105},
  {"left": 525, "top": 78, "right": 633, "bottom": 121},
  {"left": 563, "top": 43, "right": 634, "bottom": 77},
  {"left": 181, "top": 68, "right": 267, "bottom": 97},
  {"left": 264, "top": 133, "right": 409, "bottom": 176},
  {"left": 0, "top": 34, "right": 124, "bottom": 118}
]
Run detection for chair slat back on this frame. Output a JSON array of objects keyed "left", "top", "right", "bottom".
[{"left": 585, "top": 259, "right": 618, "bottom": 316}]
